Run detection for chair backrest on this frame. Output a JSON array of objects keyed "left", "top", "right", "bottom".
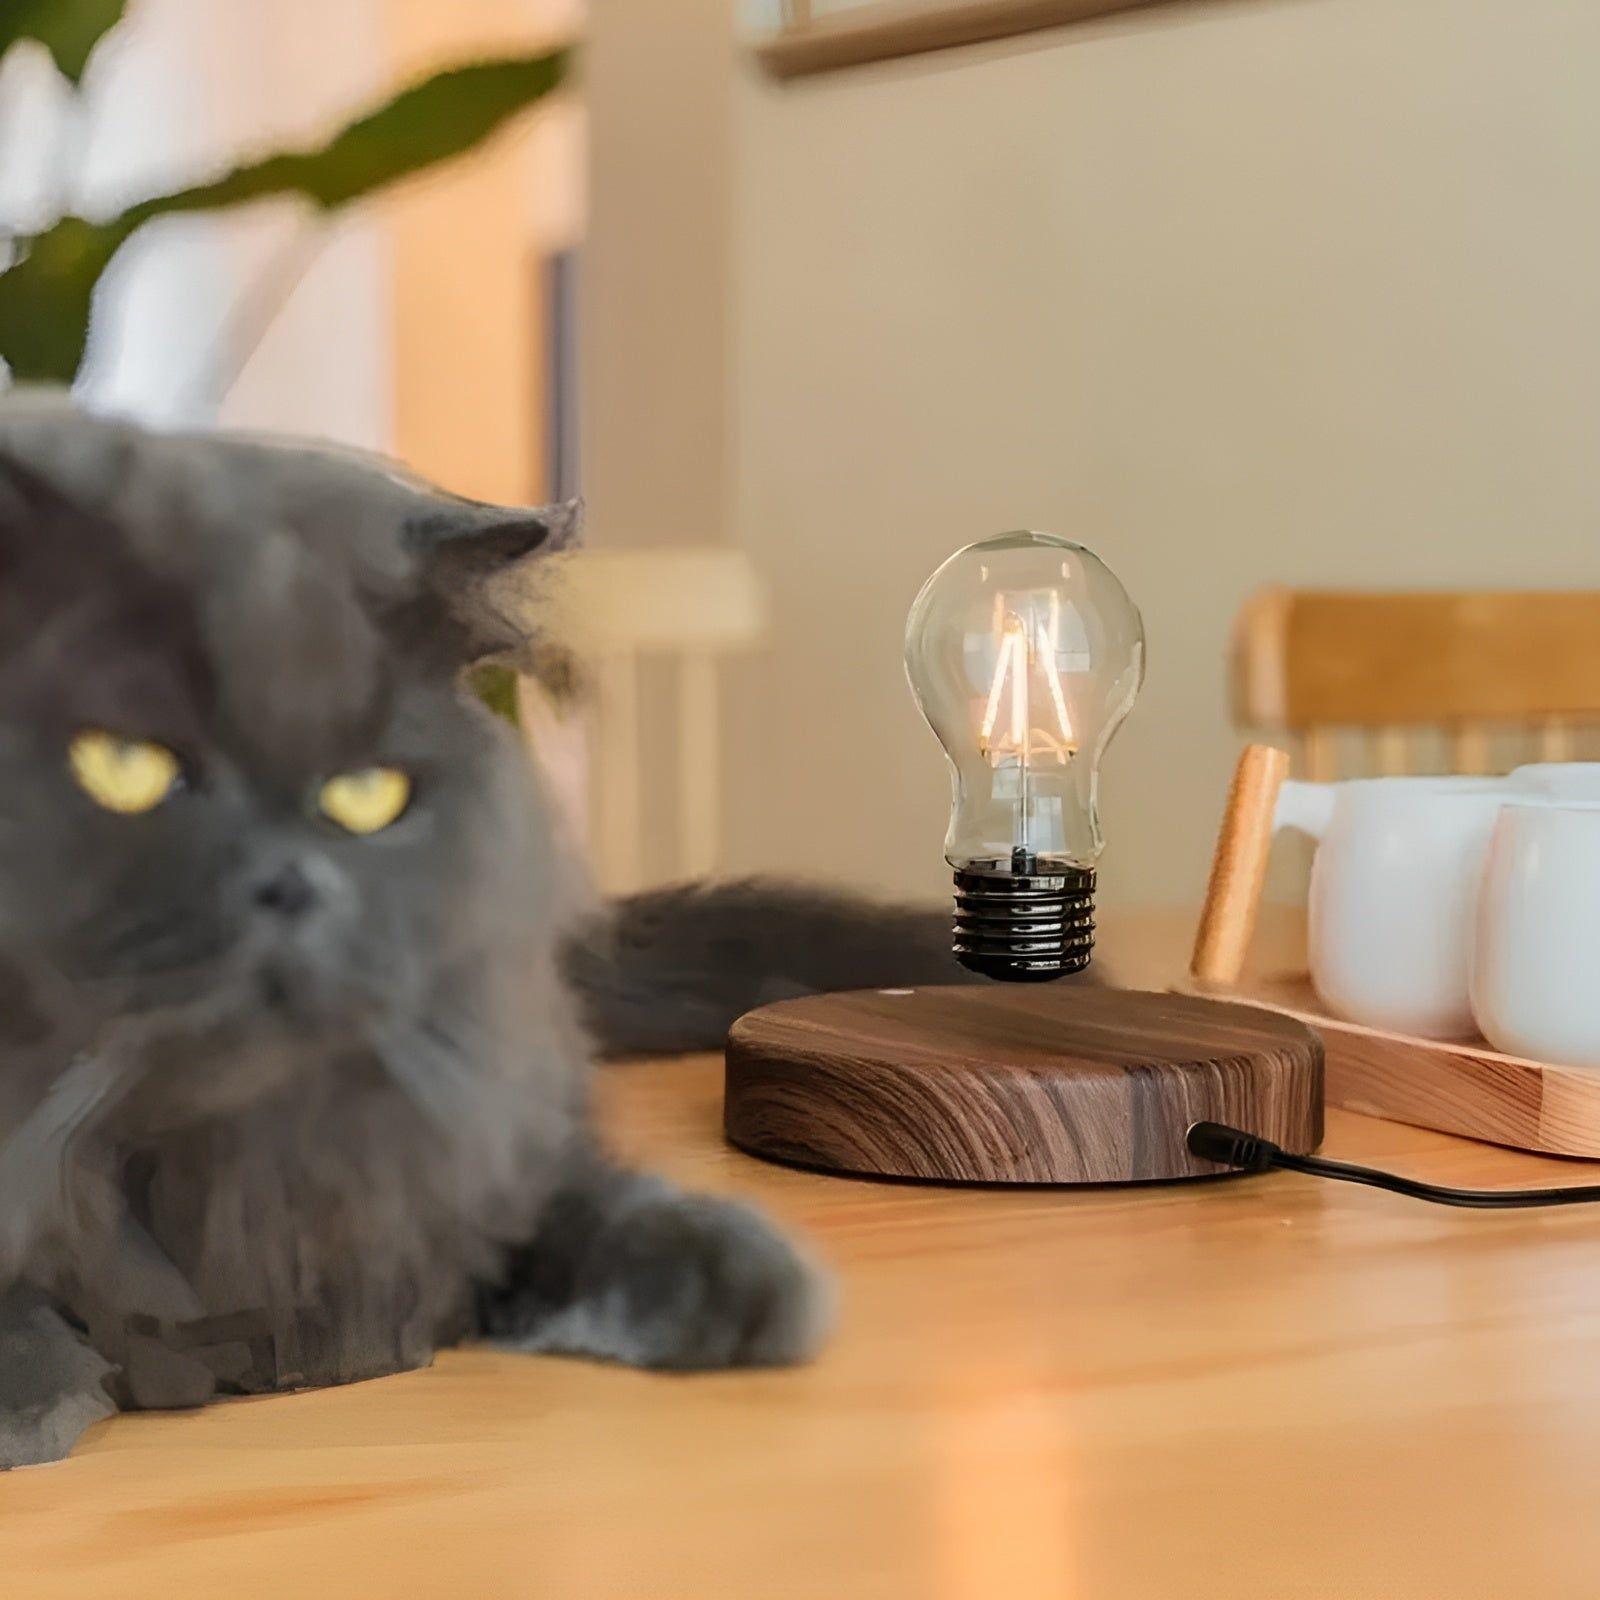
[
  {"left": 1231, "top": 588, "right": 1600, "bottom": 778},
  {"left": 519, "top": 546, "right": 770, "bottom": 893}
]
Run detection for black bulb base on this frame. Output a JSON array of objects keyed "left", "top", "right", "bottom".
[{"left": 952, "top": 862, "right": 1095, "bottom": 982}]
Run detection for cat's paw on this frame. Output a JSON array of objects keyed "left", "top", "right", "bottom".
[
  {"left": 0, "top": 1388, "right": 116, "bottom": 1471},
  {"left": 503, "top": 1188, "right": 833, "bottom": 1372},
  {"left": 0, "top": 1287, "right": 118, "bottom": 1469}
]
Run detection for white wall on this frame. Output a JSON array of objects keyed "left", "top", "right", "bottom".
[{"left": 710, "top": 0, "right": 1600, "bottom": 908}]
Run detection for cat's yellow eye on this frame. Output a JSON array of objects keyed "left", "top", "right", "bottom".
[
  {"left": 68, "top": 731, "right": 181, "bottom": 816},
  {"left": 318, "top": 767, "right": 412, "bottom": 836}
]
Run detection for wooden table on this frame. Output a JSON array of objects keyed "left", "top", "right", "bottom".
[{"left": 7, "top": 909, "right": 1600, "bottom": 1599}]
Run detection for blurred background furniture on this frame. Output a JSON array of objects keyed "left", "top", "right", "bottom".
[
  {"left": 521, "top": 546, "right": 771, "bottom": 893},
  {"left": 750, "top": 0, "right": 1179, "bottom": 80},
  {"left": 1231, "top": 589, "right": 1600, "bottom": 780}
]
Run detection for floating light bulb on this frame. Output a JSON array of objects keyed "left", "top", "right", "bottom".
[{"left": 904, "top": 531, "right": 1145, "bottom": 980}]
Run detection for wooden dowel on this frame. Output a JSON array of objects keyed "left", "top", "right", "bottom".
[
  {"left": 1191, "top": 744, "right": 1290, "bottom": 990},
  {"left": 1300, "top": 727, "right": 1335, "bottom": 781},
  {"left": 677, "top": 651, "right": 718, "bottom": 879},
  {"left": 594, "top": 651, "right": 641, "bottom": 894},
  {"left": 1373, "top": 726, "right": 1409, "bottom": 776},
  {"left": 1452, "top": 723, "right": 1491, "bottom": 775},
  {"left": 1539, "top": 718, "right": 1574, "bottom": 763}
]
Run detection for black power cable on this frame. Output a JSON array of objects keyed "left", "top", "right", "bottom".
[{"left": 1186, "top": 1121, "right": 1600, "bottom": 1210}]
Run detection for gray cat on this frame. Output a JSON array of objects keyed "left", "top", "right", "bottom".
[{"left": 0, "top": 401, "right": 967, "bottom": 1470}]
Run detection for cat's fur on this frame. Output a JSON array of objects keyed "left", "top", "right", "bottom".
[{"left": 0, "top": 399, "right": 971, "bottom": 1470}]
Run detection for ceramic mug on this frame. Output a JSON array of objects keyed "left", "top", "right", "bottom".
[
  {"left": 1471, "top": 798, "right": 1600, "bottom": 1066},
  {"left": 1509, "top": 762, "right": 1600, "bottom": 800},
  {"left": 1275, "top": 775, "right": 1516, "bottom": 1039}
]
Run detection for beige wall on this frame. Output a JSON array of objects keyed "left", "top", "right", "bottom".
[
  {"left": 592, "top": 0, "right": 1600, "bottom": 908},
  {"left": 583, "top": 0, "right": 735, "bottom": 547}
]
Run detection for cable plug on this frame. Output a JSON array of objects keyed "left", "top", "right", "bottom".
[{"left": 1186, "top": 1121, "right": 1283, "bottom": 1172}]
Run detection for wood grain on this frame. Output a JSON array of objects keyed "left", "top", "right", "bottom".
[
  {"left": 725, "top": 984, "right": 1322, "bottom": 1183},
  {"left": 1190, "top": 743, "right": 1288, "bottom": 989},
  {"left": 1233, "top": 587, "right": 1600, "bottom": 780},
  {"left": 12, "top": 910, "right": 1600, "bottom": 1598},
  {"left": 1232, "top": 587, "right": 1600, "bottom": 728}
]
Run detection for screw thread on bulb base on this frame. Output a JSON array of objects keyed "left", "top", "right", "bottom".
[{"left": 951, "top": 864, "right": 1095, "bottom": 982}]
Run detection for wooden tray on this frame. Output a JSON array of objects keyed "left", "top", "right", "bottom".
[
  {"left": 1191, "top": 744, "right": 1600, "bottom": 1159},
  {"left": 1234, "top": 971, "right": 1600, "bottom": 1158}
]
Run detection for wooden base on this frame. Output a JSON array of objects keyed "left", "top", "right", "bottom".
[{"left": 724, "top": 985, "right": 1323, "bottom": 1185}]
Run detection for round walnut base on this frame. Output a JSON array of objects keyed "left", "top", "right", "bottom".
[{"left": 724, "top": 985, "right": 1323, "bottom": 1186}]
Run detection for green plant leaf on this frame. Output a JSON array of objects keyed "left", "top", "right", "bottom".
[
  {"left": 0, "top": 0, "right": 127, "bottom": 84},
  {"left": 121, "top": 49, "right": 573, "bottom": 220},
  {"left": 468, "top": 663, "right": 522, "bottom": 727},
  {"left": 0, "top": 215, "right": 134, "bottom": 382},
  {"left": 0, "top": 48, "right": 571, "bottom": 383}
]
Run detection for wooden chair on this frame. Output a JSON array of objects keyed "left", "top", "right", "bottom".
[
  {"left": 1231, "top": 588, "right": 1600, "bottom": 778},
  {"left": 517, "top": 546, "right": 769, "bottom": 893}
]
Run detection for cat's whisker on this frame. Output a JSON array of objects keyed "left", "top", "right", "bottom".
[
  {"left": 0, "top": 403, "right": 844, "bottom": 1462},
  {"left": 367, "top": 1016, "right": 482, "bottom": 1132},
  {"left": 0, "top": 1051, "right": 130, "bottom": 1276}
]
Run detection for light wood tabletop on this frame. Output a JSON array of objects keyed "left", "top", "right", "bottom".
[{"left": 6, "top": 908, "right": 1600, "bottom": 1599}]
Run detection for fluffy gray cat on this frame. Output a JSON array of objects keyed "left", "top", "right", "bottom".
[{"left": 0, "top": 400, "right": 967, "bottom": 1470}]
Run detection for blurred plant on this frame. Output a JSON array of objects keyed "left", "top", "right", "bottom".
[
  {"left": 0, "top": 1, "right": 571, "bottom": 386},
  {"left": 0, "top": 3, "right": 571, "bottom": 727},
  {"left": 0, "top": 0, "right": 125, "bottom": 83}
]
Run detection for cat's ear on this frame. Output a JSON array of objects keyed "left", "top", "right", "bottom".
[
  {"left": 405, "top": 497, "right": 582, "bottom": 574},
  {"left": 0, "top": 448, "right": 58, "bottom": 535},
  {"left": 0, "top": 448, "right": 99, "bottom": 573},
  {"left": 404, "top": 497, "right": 582, "bottom": 662}
]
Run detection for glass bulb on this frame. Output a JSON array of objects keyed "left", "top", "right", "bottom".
[{"left": 904, "top": 531, "right": 1144, "bottom": 980}]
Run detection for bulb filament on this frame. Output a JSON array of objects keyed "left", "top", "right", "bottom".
[{"left": 977, "top": 595, "right": 1078, "bottom": 768}]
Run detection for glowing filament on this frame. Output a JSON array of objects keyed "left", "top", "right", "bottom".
[
  {"left": 977, "top": 602, "right": 1078, "bottom": 766},
  {"left": 1044, "top": 592, "right": 1076, "bottom": 749},
  {"left": 979, "top": 621, "right": 1026, "bottom": 755}
]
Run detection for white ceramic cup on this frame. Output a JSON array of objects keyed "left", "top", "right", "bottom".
[
  {"left": 1275, "top": 775, "right": 1516, "bottom": 1039},
  {"left": 1471, "top": 798, "right": 1600, "bottom": 1066},
  {"left": 1509, "top": 762, "right": 1600, "bottom": 800}
]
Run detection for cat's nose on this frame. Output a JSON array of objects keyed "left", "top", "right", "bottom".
[{"left": 252, "top": 862, "right": 318, "bottom": 918}]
